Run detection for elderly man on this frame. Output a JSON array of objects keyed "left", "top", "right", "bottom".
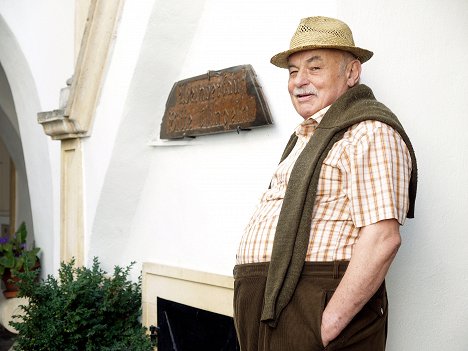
[{"left": 234, "top": 16, "right": 417, "bottom": 351}]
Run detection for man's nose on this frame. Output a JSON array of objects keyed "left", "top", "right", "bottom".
[{"left": 292, "top": 69, "right": 309, "bottom": 87}]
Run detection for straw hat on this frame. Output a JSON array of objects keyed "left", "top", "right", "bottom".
[{"left": 271, "top": 16, "right": 373, "bottom": 68}]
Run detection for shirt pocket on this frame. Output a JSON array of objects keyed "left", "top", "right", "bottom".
[{"left": 313, "top": 161, "right": 351, "bottom": 222}]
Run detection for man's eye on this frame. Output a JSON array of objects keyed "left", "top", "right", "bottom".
[
  {"left": 289, "top": 70, "right": 298, "bottom": 76},
  {"left": 310, "top": 66, "right": 320, "bottom": 71}
]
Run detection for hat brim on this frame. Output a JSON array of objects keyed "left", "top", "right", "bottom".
[{"left": 270, "top": 44, "right": 373, "bottom": 68}]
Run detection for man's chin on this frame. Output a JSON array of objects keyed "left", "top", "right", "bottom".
[{"left": 297, "top": 108, "right": 319, "bottom": 119}]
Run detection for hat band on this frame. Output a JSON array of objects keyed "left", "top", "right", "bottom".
[{"left": 290, "top": 31, "right": 355, "bottom": 50}]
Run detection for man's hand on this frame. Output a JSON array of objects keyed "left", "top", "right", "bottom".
[{"left": 320, "top": 219, "right": 401, "bottom": 346}]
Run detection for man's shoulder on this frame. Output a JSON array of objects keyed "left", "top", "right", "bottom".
[{"left": 344, "top": 119, "right": 401, "bottom": 144}]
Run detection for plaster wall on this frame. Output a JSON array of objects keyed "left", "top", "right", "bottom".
[
  {"left": 88, "top": 0, "right": 468, "bottom": 349},
  {"left": 0, "top": 1, "right": 75, "bottom": 275},
  {"left": 0, "top": 0, "right": 75, "bottom": 112},
  {"left": 0, "top": 64, "right": 18, "bottom": 133},
  {"left": 88, "top": 0, "right": 336, "bottom": 272},
  {"left": 336, "top": 1, "right": 468, "bottom": 349},
  {"left": 82, "top": 0, "right": 156, "bottom": 262}
]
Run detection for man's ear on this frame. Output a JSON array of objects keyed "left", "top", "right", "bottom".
[{"left": 346, "top": 60, "right": 362, "bottom": 87}]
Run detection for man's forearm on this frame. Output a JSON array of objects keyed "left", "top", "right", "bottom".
[{"left": 320, "top": 219, "right": 401, "bottom": 346}]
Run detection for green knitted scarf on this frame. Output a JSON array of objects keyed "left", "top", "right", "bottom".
[{"left": 261, "top": 84, "right": 417, "bottom": 327}]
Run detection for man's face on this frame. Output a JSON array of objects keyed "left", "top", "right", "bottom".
[{"left": 287, "top": 49, "right": 352, "bottom": 119}]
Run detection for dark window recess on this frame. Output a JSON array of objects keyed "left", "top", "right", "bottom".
[{"left": 157, "top": 297, "right": 240, "bottom": 351}]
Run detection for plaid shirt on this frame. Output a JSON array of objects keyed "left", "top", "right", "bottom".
[{"left": 236, "top": 106, "right": 412, "bottom": 264}]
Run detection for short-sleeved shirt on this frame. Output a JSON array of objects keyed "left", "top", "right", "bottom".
[{"left": 236, "top": 106, "right": 412, "bottom": 264}]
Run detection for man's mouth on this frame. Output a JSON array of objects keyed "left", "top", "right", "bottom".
[
  {"left": 293, "top": 88, "right": 317, "bottom": 100},
  {"left": 296, "top": 92, "right": 316, "bottom": 101}
]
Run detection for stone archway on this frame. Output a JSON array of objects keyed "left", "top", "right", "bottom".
[{"left": 0, "top": 15, "right": 56, "bottom": 277}]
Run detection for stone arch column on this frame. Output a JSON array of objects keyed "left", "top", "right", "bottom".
[{"left": 38, "top": 0, "right": 124, "bottom": 266}]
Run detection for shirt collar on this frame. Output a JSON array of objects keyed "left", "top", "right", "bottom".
[{"left": 294, "top": 105, "right": 331, "bottom": 138}]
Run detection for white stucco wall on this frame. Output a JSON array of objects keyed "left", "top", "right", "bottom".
[
  {"left": 0, "top": 1, "right": 75, "bottom": 276},
  {"left": 88, "top": 0, "right": 337, "bottom": 272},
  {"left": 87, "top": 0, "right": 468, "bottom": 349},
  {"left": 337, "top": 1, "right": 468, "bottom": 349}
]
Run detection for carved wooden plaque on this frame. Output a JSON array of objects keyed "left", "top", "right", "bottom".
[{"left": 160, "top": 65, "right": 273, "bottom": 139}]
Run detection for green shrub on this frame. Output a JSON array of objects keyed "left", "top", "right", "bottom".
[{"left": 11, "top": 257, "right": 153, "bottom": 351}]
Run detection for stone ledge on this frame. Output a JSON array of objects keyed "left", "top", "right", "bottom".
[
  {"left": 141, "top": 262, "right": 234, "bottom": 331},
  {"left": 37, "top": 110, "right": 87, "bottom": 140}
]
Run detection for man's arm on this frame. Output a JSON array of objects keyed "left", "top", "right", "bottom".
[{"left": 320, "top": 218, "right": 401, "bottom": 347}]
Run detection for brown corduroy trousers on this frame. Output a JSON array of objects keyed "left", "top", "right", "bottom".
[{"left": 233, "top": 262, "right": 388, "bottom": 351}]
